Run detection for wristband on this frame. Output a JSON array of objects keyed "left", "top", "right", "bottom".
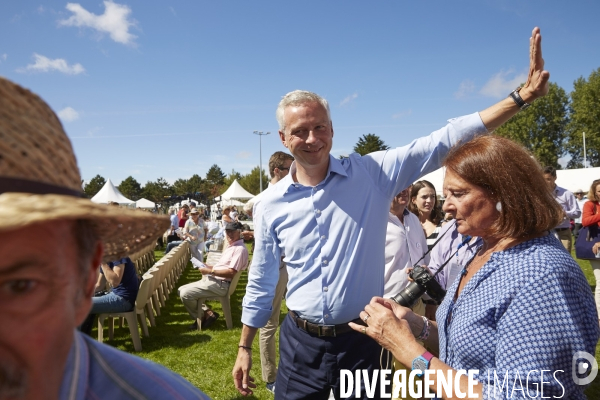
[
  {"left": 509, "top": 87, "right": 531, "bottom": 110},
  {"left": 416, "top": 316, "right": 430, "bottom": 341},
  {"left": 238, "top": 345, "right": 252, "bottom": 351}
]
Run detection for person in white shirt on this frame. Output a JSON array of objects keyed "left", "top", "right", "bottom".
[{"left": 573, "top": 188, "right": 587, "bottom": 239}]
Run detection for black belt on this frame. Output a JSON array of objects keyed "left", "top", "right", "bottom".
[
  {"left": 289, "top": 311, "right": 365, "bottom": 337},
  {"left": 555, "top": 227, "right": 571, "bottom": 232}
]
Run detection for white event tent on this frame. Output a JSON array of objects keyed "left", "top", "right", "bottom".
[
  {"left": 135, "top": 198, "right": 155, "bottom": 209},
  {"left": 91, "top": 179, "right": 135, "bottom": 205},
  {"left": 220, "top": 179, "right": 255, "bottom": 200},
  {"left": 418, "top": 166, "right": 600, "bottom": 196}
]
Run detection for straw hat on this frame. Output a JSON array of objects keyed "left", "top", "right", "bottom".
[{"left": 0, "top": 77, "right": 169, "bottom": 262}]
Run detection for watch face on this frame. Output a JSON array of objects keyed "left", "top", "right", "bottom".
[{"left": 412, "top": 357, "right": 427, "bottom": 372}]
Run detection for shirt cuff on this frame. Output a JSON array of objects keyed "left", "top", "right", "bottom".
[{"left": 241, "top": 303, "right": 273, "bottom": 328}]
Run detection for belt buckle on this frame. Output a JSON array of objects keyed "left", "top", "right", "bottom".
[{"left": 318, "top": 324, "right": 336, "bottom": 337}]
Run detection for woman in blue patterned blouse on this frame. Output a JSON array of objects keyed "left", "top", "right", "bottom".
[{"left": 353, "top": 135, "right": 599, "bottom": 399}]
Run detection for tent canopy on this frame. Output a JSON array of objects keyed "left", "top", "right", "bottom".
[
  {"left": 91, "top": 179, "right": 135, "bottom": 204},
  {"left": 416, "top": 166, "right": 600, "bottom": 197},
  {"left": 135, "top": 198, "right": 155, "bottom": 209},
  {"left": 219, "top": 179, "right": 255, "bottom": 200}
]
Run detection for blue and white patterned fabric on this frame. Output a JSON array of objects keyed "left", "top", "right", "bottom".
[
  {"left": 59, "top": 331, "right": 210, "bottom": 399},
  {"left": 437, "top": 234, "right": 599, "bottom": 399}
]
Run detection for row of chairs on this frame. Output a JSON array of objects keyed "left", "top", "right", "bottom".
[{"left": 97, "top": 241, "right": 191, "bottom": 351}]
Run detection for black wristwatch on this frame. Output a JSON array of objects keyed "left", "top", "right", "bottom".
[{"left": 509, "top": 87, "right": 531, "bottom": 110}]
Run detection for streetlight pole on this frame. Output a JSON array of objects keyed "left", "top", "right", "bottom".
[
  {"left": 583, "top": 131, "right": 587, "bottom": 168},
  {"left": 253, "top": 131, "right": 271, "bottom": 193}
]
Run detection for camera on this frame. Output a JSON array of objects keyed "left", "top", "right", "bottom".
[{"left": 389, "top": 265, "right": 446, "bottom": 307}]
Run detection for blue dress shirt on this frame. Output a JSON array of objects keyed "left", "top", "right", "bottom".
[
  {"left": 553, "top": 185, "right": 581, "bottom": 229},
  {"left": 427, "top": 221, "right": 480, "bottom": 290},
  {"left": 242, "top": 113, "right": 487, "bottom": 327},
  {"left": 59, "top": 331, "right": 209, "bottom": 399}
]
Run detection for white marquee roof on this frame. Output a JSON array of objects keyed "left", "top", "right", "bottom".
[
  {"left": 219, "top": 179, "right": 255, "bottom": 200},
  {"left": 91, "top": 179, "right": 135, "bottom": 204},
  {"left": 135, "top": 198, "right": 155, "bottom": 209}
]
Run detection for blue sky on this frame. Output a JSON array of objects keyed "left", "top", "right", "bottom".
[{"left": 2, "top": 1, "right": 599, "bottom": 189}]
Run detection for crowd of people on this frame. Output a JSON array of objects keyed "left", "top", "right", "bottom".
[{"left": 2, "top": 26, "right": 599, "bottom": 400}]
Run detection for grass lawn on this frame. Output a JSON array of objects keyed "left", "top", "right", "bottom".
[{"left": 94, "top": 248, "right": 600, "bottom": 399}]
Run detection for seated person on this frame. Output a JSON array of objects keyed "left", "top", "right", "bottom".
[
  {"left": 80, "top": 257, "right": 139, "bottom": 334},
  {"left": 178, "top": 222, "right": 249, "bottom": 330}
]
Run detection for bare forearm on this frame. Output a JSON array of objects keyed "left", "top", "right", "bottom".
[{"left": 239, "top": 324, "right": 258, "bottom": 347}]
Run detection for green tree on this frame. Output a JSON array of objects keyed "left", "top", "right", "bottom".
[
  {"left": 117, "top": 176, "right": 142, "bottom": 201},
  {"left": 142, "top": 178, "right": 173, "bottom": 206},
  {"left": 238, "top": 166, "right": 267, "bottom": 195},
  {"left": 496, "top": 82, "right": 569, "bottom": 168},
  {"left": 224, "top": 169, "right": 243, "bottom": 188},
  {"left": 565, "top": 68, "right": 600, "bottom": 168},
  {"left": 172, "top": 174, "right": 204, "bottom": 196},
  {"left": 205, "top": 164, "right": 226, "bottom": 186},
  {"left": 83, "top": 174, "right": 106, "bottom": 198},
  {"left": 353, "top": 134, "right": 390, "bottom": 156}
]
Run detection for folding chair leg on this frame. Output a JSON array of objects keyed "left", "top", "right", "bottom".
[
  {"left": 221, "top": 297, "right": 233, "bottom": 329},
  {"left": 97, "top": 315, "right": 106, "bottom": 342},
  {"left": 124, "top": 313, "right": 142, "bottom": 352},
  {"left": 146, "top": 303, "right": 156, "bottom": 327},
  {"left": 138, "top": 311, "right": 149, "bottom": 337}
]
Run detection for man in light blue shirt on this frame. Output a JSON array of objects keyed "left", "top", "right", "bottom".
[
  {"left": 233, "top": 28, "right": 551, "bottom": 400},
  {"left": 543, "top": 166, "right": 581, "bottom": 252}
]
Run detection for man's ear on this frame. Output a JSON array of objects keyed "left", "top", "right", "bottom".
[
  {"left": 75, "top": 241, "right": 103, "bottom": 325},
  {"left": 279, "top": 131, "right": 287, "bottom": 147}
]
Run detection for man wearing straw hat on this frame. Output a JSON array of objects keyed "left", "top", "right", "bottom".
[{"left": 0, "top": 77, "right": 209, "bottom": 399}]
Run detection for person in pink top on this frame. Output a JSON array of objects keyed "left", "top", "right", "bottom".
[{"left": 178, "top": 221, "right": 249, "bottom": 330}]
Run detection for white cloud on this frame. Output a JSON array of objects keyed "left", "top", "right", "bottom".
[
  {"left": 59, "top": 1, "right": 138, "bottom": 46},
  {"left": 17, "top": 53, "right": 85, "bottom": 74},
  {"left": 454, "top": 79, "right": 475, "bottom": 99},
  {"left": 236, "top": 151, "right": 251, "bottom": 159},
  {"left": 340, "top": 93, "right": 358, "bottom": 107},
  {"left": 479, "top": 69, "right": 527, "bottom": 98},
  {"left": 392, "top": 109, "right": 412, "bottom": 119},
  {"left": 37, "top": 5, "right": 45, "bottom": 14},
  {"left": 0, "top": 53, "right": 6, "bottom": 64},
  {"left": 169, "top": 7, "right": 176, "bottom": 16},
  {"left": 58, "top": 107, "right": 80, "bottom": 122}
]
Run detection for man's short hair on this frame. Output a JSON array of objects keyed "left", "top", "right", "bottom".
[
  {"left": 268, "top": 151, "right": 295, "bottom": 178},
  {"left": 543, "top": 166, "right": 557, "bottom": 177},
  {"left": 276, "top": 90, "right": 331, "bottom": 132}
]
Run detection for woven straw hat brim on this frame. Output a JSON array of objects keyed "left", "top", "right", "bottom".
[{"left": 0, "top": 192, "right": 169, "bottom": 262}]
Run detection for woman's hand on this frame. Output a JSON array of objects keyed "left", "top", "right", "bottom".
[
  {"left": 349, "top": 297, "right": 422, "bottom": 355},
  {"left": 593, "top": 242, "right": 600, "bottom": 256}
]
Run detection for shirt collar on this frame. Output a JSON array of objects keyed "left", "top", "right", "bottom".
[{"left": 284, "top": 155, "right": 348, "bottom": 193}]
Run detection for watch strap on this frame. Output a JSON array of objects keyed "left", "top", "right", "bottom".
[
  {"left": 422, "top": 351, "right": 434, "bottom": 362},
  {"left": 509, "top": 87, "right": 531, "bottom": 110}
]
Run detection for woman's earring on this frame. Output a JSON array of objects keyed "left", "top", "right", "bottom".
[{"left": 496, "top": 202, "right": 502, "bottom": 212}]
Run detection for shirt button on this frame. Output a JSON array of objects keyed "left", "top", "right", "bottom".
[
  {"left": 321, "top": 235, "right": 326, "bottom": 240},
  {"left": 316, "top": 209, "right": 321, "bottom": 215},
  {"left": 323, "top": 286, "right": 328, "bottom": 292},
  {"left": 324, "top": 314, "right": 329, "bottom": 319},
  {"left": 323, "top": 260, "right": 328, "bottom": 265}
]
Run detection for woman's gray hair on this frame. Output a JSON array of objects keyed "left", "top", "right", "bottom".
[{"left": 276, "top": 90, "right": 331, "bottom": 132}]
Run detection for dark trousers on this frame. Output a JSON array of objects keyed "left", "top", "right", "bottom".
[{"left": 275, "top": 314, "right": 385, "bottom": 400}]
